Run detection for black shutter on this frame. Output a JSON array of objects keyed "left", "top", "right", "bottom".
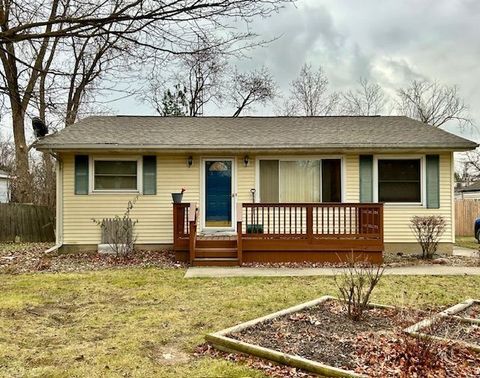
[
  {"left": 359, "top": 155, "right": 373, "bottom": 202},
  {"left": 75, "top": 155, "right": 89, "bottom": 195},
  {"left": 426, "top": 155, "right": 440, "bottom": 209},
  {"left": 143, "top": 156, "right": 157, "bottom": 195}
]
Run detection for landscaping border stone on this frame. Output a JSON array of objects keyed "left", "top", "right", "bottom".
[
  {"left": 206, "top": 295, "right": 395, "bottom": 378},
  {"left": 404, "top": 298, "right": 480, "bottom": 352}
]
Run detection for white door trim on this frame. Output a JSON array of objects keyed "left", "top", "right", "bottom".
[{"left": 200, "top": 157, "right": 237, "bottom": 233}]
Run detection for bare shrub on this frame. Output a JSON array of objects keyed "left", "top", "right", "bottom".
[
  {"left": 92, "top": 196, "right": 139, "bottom": 257},
  {"left": 400, "top": 311, "right": 466, "bottom": 374},
  {"left": 333, "top": 254, "right": 385, "bottom": 321},
  {"left": 410, "top": 216, "right": 446, "bottom": 259}
]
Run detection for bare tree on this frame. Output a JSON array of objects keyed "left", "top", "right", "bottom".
[
  {"left": 457, "top": 150, "right": 480, "bottom": 185},
  {"left": 147, "top": 40, "right": 229, "bottom": 116},
  {"left": 0, "top": 0, "right": 290, "bottom": 202},
  {"left": 288, "top": 63, "right": 339, "bottom": 116},
  {"left": 182, "top": 43, "right": 228, "bottom": 116},
  {"left": 274, "top": 97, "right": 298, "bottom": 116},
  {"left": 0, "top": 138, "right": 14, "bottom": 172},
  {"left": 230, "top": 66, "right": 277, "bottom": 117},
  {"left": 397, "top": 79, "right": 471, "bottom": 127},
  {"left": 340, "top": 77, "right": 387, "bottom": 115}
]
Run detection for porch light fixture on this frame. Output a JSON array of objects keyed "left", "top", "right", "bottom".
[
  {"left": 187, "top": 156, "right": 193, "bottom": 167},
  {"left": 243, "top": 155, "right": 249, "bottom": 167}
]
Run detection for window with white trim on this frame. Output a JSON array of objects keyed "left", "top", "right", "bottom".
[
  {"left": 93, "top": 158, "right": 140, "bottom": 191},
  {"left": 377, "top": 159, "right": 421, "bottom": 203},
  {"left": 259, "top": 158, "right": 342, "bottom": 203}
]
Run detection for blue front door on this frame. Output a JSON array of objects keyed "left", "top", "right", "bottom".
[{"left": 205, "top": 160, "right": 232, "bottom": 228}]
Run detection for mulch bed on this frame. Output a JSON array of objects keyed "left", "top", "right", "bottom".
[
  {"left": 457, "top": 302, "right": 480, "bottom": 320},
  {"left": 242, "top": 254, "right": 479, "bottom": 269},
  {"left": 200, "top": 299, "right": 480, "bottom": 377},
  {"left": 384, "top": 254, "right": 479, "bottom": 267},
  {"left": 0, "top": 243, "right": 185, "bottom": 274},
  {"left": 427, "top": 317, "right": 480, "bottom": 347}
]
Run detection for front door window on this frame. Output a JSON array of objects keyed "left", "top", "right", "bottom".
[{"left": 205, "top": 160, "right": 232, "bottom": 228}]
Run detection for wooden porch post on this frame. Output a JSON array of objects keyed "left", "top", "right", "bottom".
[
  {"left": 188, "top": 203, "right": 197, "bottom": 264},
  {"left": 306, "top": 205, "right": 313, "bottom": 243},
  {"left": 173, "top": 203, "right": 179, "bottom": 251},
  {"left": 237, "top": 203, "right": 243, "bottom": 265},
  {"left": 379, "top": 204, "right": 384, "bottom": 245}
]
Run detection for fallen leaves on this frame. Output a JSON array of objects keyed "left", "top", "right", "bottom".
[
  {"left": 0, "top": 243, "right": 185, "bottom": 274},
  {"left": 205, "top": 300, "right": 480, "bottom": 377}
]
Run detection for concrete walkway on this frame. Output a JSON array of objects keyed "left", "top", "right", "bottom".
[
  {"left": 453, "top": 246, "right": 479, "bottom": 257},
  {"left": 184, "top": 265, "right": 480, "bottom": 278}
]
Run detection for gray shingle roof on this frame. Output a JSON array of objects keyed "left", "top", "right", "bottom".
[{"left": 34, "top": 115, "right": 478, "bottom": 151}]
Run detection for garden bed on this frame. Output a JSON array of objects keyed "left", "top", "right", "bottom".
[
  {"left": 456, "top": 300, "right": 480, "bottom": 320},
  {"left": 207, "top": 296, "right": 480, "bottom": 377},
  {"left": 428, "top": 317, "right": 480, "bottom": 346},
  {"left": 229, "top": 299, "right": 400, "bottom": 371},
  {"left": 405, "top": 299, "right": 480, "bottom": 353},
  {"left": 0, "top": 243, "right": 184, "bottom": 274}
]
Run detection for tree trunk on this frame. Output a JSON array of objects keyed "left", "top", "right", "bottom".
[
  {"left": 11, "top": 107, "right": 32, "bottom": 203},
  {"left": 41, "top": 152, "right": 56, "bottom": 210}
]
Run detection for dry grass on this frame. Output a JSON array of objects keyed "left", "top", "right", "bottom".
[
  {"left": 455, "top": 236, "right": 479, "bottom": 250},
  {"left": 1, "top": 268, "right": 480, "bottom": 377}
]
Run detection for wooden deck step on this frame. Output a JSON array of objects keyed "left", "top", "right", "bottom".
[
  {"left": 196, "top": 239, "right": 237, "bottom": 249},
  {"left": 192, "top": 258, "right": 240, "bottom": 266},
  {"left": 195, "top": 248, "right": 237, "bottom": 258}
]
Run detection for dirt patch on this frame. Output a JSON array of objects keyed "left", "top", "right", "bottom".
[
  {"left": 0, "top": 243, "right": 185, "bottom": 274},
  {"left": 221, "top": 299, "right": 480, "bottom": 377},
  {"left": 142, "top": 342, "right": 190, "bottom": 365}
]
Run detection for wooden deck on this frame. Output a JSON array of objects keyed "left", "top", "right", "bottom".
[{"left": 173, "top": 202, "right": 384, "bottom": 266}]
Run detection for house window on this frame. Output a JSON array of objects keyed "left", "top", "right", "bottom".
[
  {"left": 93, "top": 159, "right": 140, "bottom": 191},
  {"left": 259, "top": 158, "right": 342, "bottom": 203},
  {"left": 377, "top": 159, "right": 421, "bottom": 203}
]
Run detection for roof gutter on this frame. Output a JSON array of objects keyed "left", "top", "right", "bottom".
[{"left": 35, "top": 143, "right": 479, "bottom": 152}]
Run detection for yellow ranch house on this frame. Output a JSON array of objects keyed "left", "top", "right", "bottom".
[{"left": 35, "top": 116, "right": 477, "bottom": 265}]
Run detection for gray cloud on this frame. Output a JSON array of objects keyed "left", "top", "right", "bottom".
[{"left": 114, "top": 0, "right": 480, "bottom": 141}]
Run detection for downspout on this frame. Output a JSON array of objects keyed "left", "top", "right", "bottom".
[{"left": 45, "top": 151, "right": 63, "bottom": 254}]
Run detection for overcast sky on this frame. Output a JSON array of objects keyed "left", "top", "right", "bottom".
[{"left": 111, "top": 0, "right": 480, "bottom": 142}]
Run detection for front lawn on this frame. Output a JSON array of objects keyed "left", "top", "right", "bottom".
[
  {"left": 455, "top": 236, "right": 479, "bottom": 250},
  {"left": 1, "top": 269, "right": 479, "bottom": 377}
]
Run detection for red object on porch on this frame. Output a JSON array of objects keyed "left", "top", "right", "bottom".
[{"left": 173, "top": 202, "right": 384, "bottom": 266}]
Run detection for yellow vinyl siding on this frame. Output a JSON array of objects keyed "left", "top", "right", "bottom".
[
  {"left": 62, "top": 154, "right": 256, "bottom": 245},
  {"left": 61, "top": 152, "right": 453, "bottom": 245},
  {"left": 63, "top": 153, "right": 200, "bottom": 244},
  {"left": 344, "top": 155, "right": 359, "bottom": 202},
  {"left": 344, "top": 152, "right": 453, "bottom": 243},
  {"left": 236, "top": 156, "right": 256, "bottom": 204}
]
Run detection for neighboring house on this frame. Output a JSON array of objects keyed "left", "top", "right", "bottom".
[
  {"left": 0, "top": 169, "right": 11, "bottom": 203},
  {"left": 35, "top": 116, "right": 477, "bottom": 265},
  {"left": 455, "top": 181, "right": 480, "bottom": 199}
]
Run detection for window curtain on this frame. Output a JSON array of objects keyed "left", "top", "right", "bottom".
[
  {"left": 259, "top": 160, "right": 279, "bottom": 202},
  {"left": 279, "top": 160, "right": 320, "bottom": 202}
]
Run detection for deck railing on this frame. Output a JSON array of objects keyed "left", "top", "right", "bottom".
[
  {"left": 240, "top": 203, "right": 383, "bottom": 241},
  {"left": 174, "top": 202, "right": 384, "bottom": 265},
  {"left": 173, "top": 203, "right": 198, "bottom": 257}
]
